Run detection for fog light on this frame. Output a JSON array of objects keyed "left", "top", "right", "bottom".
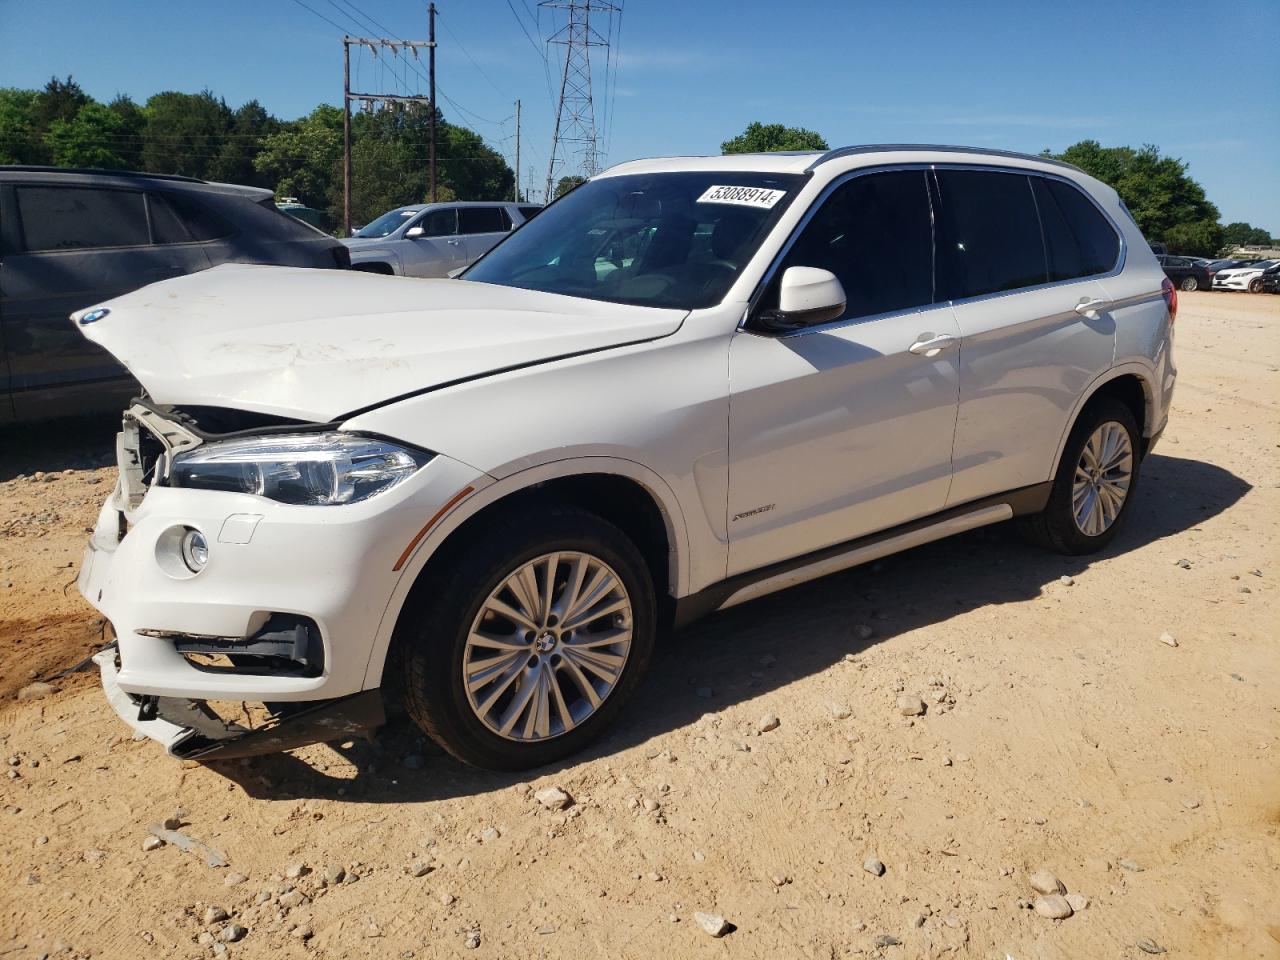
[{"left": 180, "top": 528, "right": 209, "bottom": 573}]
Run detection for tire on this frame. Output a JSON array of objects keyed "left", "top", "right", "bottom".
[
  {"left": 396, "top": 505, "right": 656, "bottom": 770},
  {"left": 1020, "top": 398, "right": 1142, "bottom": 555},
  {"left": 1248, "top": 278, "right": 1263, "bottom": 294},
  {"left": 1179, "top": 275, "right": 1198, "bottom": 292}
]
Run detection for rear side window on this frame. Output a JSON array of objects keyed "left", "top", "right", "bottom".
[
  {"left": 16, "top": 186, "right": 149, "bottom": 252},
  {"left": 518, "top": 205, "right": 542, "bottom": 222},
  {"left": 458, "top": 207, "right": 506, "bottom": 234},
  {"left": 779, "top": 169, "right": 934, "bottom": 321},
  {"left": 934, "top": 170, "right": 1046, "bottom": 299}
]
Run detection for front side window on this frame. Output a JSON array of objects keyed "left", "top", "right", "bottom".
[
  {"left": 773, "top": 169, "right": 934, "bottom": 322},
  {"left": 458, "top": 207, "right": 505, "bottom": 234},
  {"left": 463, "top": 171, "right": 803, "bottom": 310},
  {"left": 933, "top": 170, "right": 1047, "bottom": 299},
  {"left": 16, "top": 186, "right": 149, "bottom": 252},
  {"left": 415, "top": 208, "right": 457, "bottom": 237}
]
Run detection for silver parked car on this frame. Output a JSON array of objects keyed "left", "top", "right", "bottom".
[{"left": 344, "top": 201, "right": 542, "bottom": 277}]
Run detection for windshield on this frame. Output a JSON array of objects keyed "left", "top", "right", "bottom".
[
  {"left": 463, "top": 171, "right": 805, "bottom": 309},
  {"left": 355, "top": 208, "right": 417, "bottom": 238}
]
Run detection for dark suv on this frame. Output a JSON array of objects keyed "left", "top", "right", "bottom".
[{"left": 0, "top": 167, "right": 350, "bottom": 423}]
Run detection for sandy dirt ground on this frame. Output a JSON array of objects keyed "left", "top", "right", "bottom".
[{"left": 1, "top": 290, "right": 1277, "bottom": 960}]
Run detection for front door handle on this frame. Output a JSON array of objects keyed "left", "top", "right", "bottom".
[
  {"left": 446, "top": 238, "right": 462, "bottom": 246},
  {"left": 1074, "top": 296, "right": 1111, "bottom": 319},
  {"left": 908, "top": 333, "right": 958, "bottom": 357}
]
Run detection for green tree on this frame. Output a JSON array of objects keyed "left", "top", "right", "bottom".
[
  {"left": 721, "top": 121, "right": 828, "bottom": 154},
  {"left": 209, "top": 100, "right": 279, "bottom": 187},
  {"left": 253, "top": 104, "right": 343, "bottom": 212},
  {"left": 1050, "top": 140, "right": 1221, "bottom": 255},
  {"left": 1221, "top": 221, "right": 1273, "bottom": 247},
  {"left": 554, "top": 175, "right": 586, "bottom": 198},
  {"left": 140, "top": 90, "right": 233, "bottom": 179},
  {"left": 0, "top": 88, "right": 41, "bottom": 164},
  {"left": 106, "top": 95, "right": 146, "bottom": 169},
  {"left": 31, "top": 76, "right": 89, "bottom": 137},
  {"left": 46, "top": 101, "right": 131, "bottom": 168}
]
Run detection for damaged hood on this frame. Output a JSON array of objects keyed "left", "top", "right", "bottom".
[{"left": 73, "top": 264, "right": 687, "bottom": 422}]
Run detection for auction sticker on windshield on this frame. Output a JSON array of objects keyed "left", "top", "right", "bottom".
[{"left": 697, "top": 185, "right": 787, "bottom": 209}]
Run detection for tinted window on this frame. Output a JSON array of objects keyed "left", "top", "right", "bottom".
[
  {"left": 161, "top": 192, "right": 234, "bottom": 241},
  {"left": 1042, "top": 179, "right": 1118, "bottom": 277},
  {"left": 458, "top": 207, "right": 506, "bottom": 234},
  {"left": 778, "top": 170, "right": 934, "bottom": 321},
  {"left": 148, "top": 193, "right": 192, "bottom": 244},
  {"left": 16, "top": 186, "right": 149, "bottom": 252},
  {"left": 518, "top": 205, "right": 542, "bottom": 221},
  {"left": 934, "top": 170, "right": 1046, "bottom": 299},
  {"left": 416, "top": 208, "right": 456, "bottom": 237}
]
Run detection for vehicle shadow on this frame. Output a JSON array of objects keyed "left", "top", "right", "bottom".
[
  {"left": 209, "top": 451, "right": 1251, "bottom": 803},
  {"left": 0, "top": 414, "right": 119, "bottom": 481}
]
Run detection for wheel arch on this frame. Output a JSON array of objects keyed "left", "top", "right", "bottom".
[
  {"left": 1049, "top": 365, "right": 1154, "bottom": 478},
  {"left": 360, "top": 458, "right": 689, "bottom": 690}
]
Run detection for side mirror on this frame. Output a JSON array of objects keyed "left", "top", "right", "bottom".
[
  {"left": 756, "top": 267, "right": 846, "bottom": 332},
  {"left": 405, "top": 226, "right": 425, "bottom": 239}
]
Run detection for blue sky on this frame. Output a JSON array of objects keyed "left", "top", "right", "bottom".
[{"left": 2, "top": 0, "right": 1277, "bottom": 228}]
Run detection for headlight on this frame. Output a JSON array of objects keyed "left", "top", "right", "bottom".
[{"left": 169, "top": 433, "right": 432, "bottom": 506}]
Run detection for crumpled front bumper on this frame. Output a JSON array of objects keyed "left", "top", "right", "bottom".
[{"left": 93, "top": 645, "right": 385, "bottom": 760}]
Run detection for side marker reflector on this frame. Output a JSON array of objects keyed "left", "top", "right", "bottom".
[{"left": 392, "top": 486, "right": 475, "bottom": 571}]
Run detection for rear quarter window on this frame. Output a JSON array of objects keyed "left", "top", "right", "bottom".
[{"left": 1042, "top": 179, "right": 1119, "bottom": 276}]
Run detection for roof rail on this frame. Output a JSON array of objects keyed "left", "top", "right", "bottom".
[
  {"left": 805, "top": 144, "right": 1083, "bottom": 174},
  {"left": 0, "top": 165, "right": 206, "bottom": 183}
]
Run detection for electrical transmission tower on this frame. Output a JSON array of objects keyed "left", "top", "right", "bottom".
[{"left": 541, "top": 0, "right": 618, "bottom": 203}]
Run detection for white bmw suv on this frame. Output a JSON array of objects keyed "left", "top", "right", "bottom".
[{"left": 73, "top": 145, "right": 1177, "bottom": 770}]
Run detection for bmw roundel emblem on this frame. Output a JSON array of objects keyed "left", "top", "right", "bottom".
[{"left": 79, "top": 308, "right": 110, "bottom": 326}]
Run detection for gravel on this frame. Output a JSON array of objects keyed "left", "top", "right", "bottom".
[
  {"left": 1033, "top": 895, "right": 1073, "bottom": 919},
  {"left": 534, "top": 786, "right": 573, "bottom": 810},
  {"left": 896, "top": 695, "right": 926, "bottom": 716},
  {"left": 863, "top": 857, "right": 886, "bottom": 877},
  {"left": 756, "top": 713, "right": 780, "bottom": 733},
  {"left": 1029, "top": 868, "right": 1065, "bottom": 895}
]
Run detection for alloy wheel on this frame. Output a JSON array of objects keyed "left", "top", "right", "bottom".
[
  {"left": 462, "top": 551, "right": 633, "bottom": 742},
  {"left": 1071, "top": 421, "right": 1134, "bottom": 537}
]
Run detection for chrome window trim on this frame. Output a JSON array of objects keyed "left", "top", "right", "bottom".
[{"left": 741, "top": 162, "right": 1127, "bottom": 335}]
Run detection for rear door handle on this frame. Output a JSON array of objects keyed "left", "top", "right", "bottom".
[
  {"left": 446, "top": 238, "right": 462, "bottom": 246},
  {"left": 1074, "top": 296, "right": 1111, "bottom": 319},
  {"left": 908, "top": 333, "right": 958, "bottom": 357}
]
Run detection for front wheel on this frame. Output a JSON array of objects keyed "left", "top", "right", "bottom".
[
  {"left": 1020, "top": 398, "right": 1142, "bottom": 555},
  {"left": 396, "top": 506, "right": 656, "bottom": 770},
  {"left": 1248, "top": 278, "right": 1264, "bottom": 293},
  {"left": 1179, "top": 275, "right": 1199, "bottom": 292}
]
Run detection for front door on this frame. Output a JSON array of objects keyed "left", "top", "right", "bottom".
[
  {"left": 727, "top": 169, "right": 961, "bottom": 576},
  {"left": 403, "top": 207, "right": 464, "bottom": 277}
]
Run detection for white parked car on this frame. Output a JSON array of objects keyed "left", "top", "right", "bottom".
[
  {"left": 344, "top": 201, "right": 542, "bottom": 277},
  {"left": 1212, "top": 259, "right": 1279, "bottom": 292},
  {"left": 73, "top": 145, "right": 1177, "bottom": 769}
]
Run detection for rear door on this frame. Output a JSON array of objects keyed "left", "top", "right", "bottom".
[
  {"left": 937, "top": 168, "right": 1120, "bottom": 505},
  {"left": 0, "top": 183, "right": 192, "bottom": 420},
  {"left": 458, "top": 206, "right": 511, "bottom": 264}
]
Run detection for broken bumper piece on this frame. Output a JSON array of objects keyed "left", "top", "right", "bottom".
[{"left": 94, "top": 646, "right": 384, "bottom": 760}]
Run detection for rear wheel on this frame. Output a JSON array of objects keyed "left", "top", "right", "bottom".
[
  {"left": 1179, "top": 275, "right": 1198, "bottom": 292},
  {"left": 1020, "top": 398, "right": 1142, "bottom": 555},
  {"left": 396, "top": 506, "right": 655, "bottom": 770}
]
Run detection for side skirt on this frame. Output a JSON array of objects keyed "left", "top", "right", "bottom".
[{"left": 673, "top": 482, "right": 1051, "bottom": 629}]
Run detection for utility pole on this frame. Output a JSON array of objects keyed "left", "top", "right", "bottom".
[
  {"left": 341, "top": 34, "right": 437, "bottom": 235},
  {"left": 428, "top": 3, "right": 437, "bottom": 202},
  {"left": 343, "top": 38, "right": 352, "bottom": 236},
  {"left": 541, "top": 1, "right": 618, "bottom": 203},
  {"left": 513, "top": 99, "right": 521, "bottom": 202}
]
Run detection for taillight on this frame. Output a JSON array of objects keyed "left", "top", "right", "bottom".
[{"left": 1161, "top": 276, "right": 1177, "bottom": 327}]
